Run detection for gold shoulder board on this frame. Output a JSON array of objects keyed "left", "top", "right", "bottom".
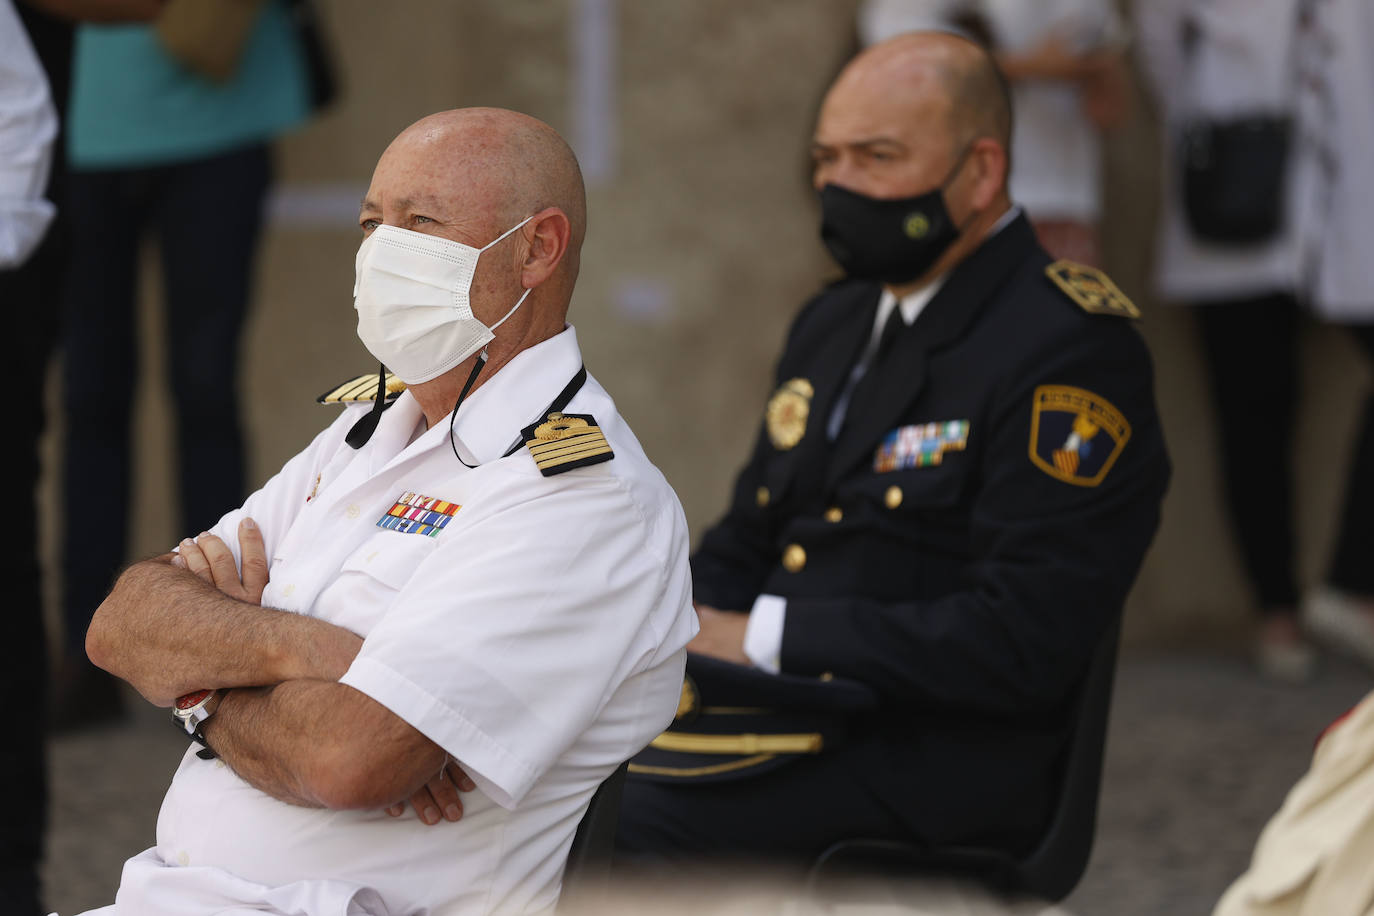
[
  {"left": 1045, "top": 260, "right": 1140, "bottom": 319},
  {"left": 521, "top": 411, "right": 615, "bottom": 477},
  {"left": 316, "top": 371, "right": 406, "bottom": 405}
]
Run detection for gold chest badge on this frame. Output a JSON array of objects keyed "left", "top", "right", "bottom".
[{"left": 766, "top": 378, "right": 814, "bottom": 450}]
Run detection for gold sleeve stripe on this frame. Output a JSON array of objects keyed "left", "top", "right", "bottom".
[
  {"left": 647, "top": 731, "right": 824, "bottom": 755},
  {"left": 527, "top": 430, "right": 608, "bottom": 452},
  {"left": 529, "top": 439, "right": 613, "bottom": 463},
  {"left": 628, "top": 753, "right": 779, "bottom": 779}
]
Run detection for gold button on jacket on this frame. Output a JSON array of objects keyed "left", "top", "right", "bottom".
[
  {"left": 884, "top": 485, "right": 903, "bottom": 509},
  {"left": 782, "top": 543, "right": 807, "bottom": 572}
]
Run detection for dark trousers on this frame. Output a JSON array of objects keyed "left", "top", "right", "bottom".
[
  {"left": 1, "top": 212, "right": 65, "bottom": 916},
  {"left": 60, "top": 143, "right": 272, "bottom": 653},
  {"left": 1196, "top": 295, "right": 1374, "bottom": 610}
]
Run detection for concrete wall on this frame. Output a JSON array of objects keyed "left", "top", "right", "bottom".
[{"left": 41, "top": 0, "right": 1370, "bottom": 650}]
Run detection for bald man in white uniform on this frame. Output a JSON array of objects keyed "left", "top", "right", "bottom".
[{"left": 79, "top": 108, "right": 697, "bottom": 916}]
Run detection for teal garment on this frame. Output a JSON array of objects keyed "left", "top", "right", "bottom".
[{"left": 68, "top": 0, "right": 310, "bottom": 169}]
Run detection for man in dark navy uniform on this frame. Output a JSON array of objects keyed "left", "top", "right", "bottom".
[{"left": 617, "top": 31, "right": 1170, "bottom": 865}]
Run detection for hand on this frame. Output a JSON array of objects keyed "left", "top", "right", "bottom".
[
  {"left": 686, "top": 604, "right": 751, "bottom": 665},
  {"left": 173, "top": 518, "right": 269, "bottom": 604},
  {"left": 387, "top": 758, "right": 476, "bottom": 825}
]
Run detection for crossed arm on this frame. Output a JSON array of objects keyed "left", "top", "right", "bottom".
[{"left": 86, "top": 519, "right": 473, "bottom": 823}]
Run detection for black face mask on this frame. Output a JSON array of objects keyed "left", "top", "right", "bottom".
[{"left": 818, "top": 146, "right": 973, "bottom": 285}]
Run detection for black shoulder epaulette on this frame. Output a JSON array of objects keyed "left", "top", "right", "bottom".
[
  {"left": 1045, "top": 259, "right": 1140, "bottom": 319},
  {"left": 316, "top": 371, "right": 406, "bottom": 405},
  {"left": 520, "top": 411, "right": 614, "bottom": 476}
]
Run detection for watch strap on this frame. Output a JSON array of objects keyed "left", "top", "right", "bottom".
[{"left": 192, "top": 722, "right": 217, "bottom": 760}]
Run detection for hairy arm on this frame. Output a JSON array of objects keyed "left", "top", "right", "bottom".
[
  {"left": 85, "top": 519, "right": 361, "bottom": 706},
  {"left": 202, "top": 680, "right": 471, "bottom": 819},
  {"left": 98, "top": 521, "right": 475, "bottom": 820}
]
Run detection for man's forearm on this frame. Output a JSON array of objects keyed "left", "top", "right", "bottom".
[
  {"left": 203, "top": 680, "right": 446, "bottom": 811},
  {"left": 86, "top": 558, "right": 362, "bottom": 706}
]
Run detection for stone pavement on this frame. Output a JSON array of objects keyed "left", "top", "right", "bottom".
[{"left": 40, "top": 652, "right": 1372, "bottom": 915}]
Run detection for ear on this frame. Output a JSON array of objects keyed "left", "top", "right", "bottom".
[
  {"left": 965, "top": 137, "right": 1008, "bottom": 212},
  {"left": 519, "top": 207, "right": 572, "bottom": 290}
]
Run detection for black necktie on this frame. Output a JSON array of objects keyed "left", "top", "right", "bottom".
[{"left": 827, "top": 305, "right": 905, "bottom": 440}]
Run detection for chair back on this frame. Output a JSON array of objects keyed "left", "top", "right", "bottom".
[
  {"left": 1016, "top": 618, "right": 1121, "bottom": 898},
  {"left": 809, "top": 619, "right": 1123, "bottom": 902}
]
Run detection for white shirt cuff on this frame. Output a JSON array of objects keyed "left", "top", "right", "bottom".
[{"left": 744, "top": 594, "right": 787, "bottom": 674}]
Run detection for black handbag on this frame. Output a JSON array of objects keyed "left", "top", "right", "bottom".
[
  {"left": 1179, "top": 115, "right": 1291, "bottom": 245},
  {"left": 1175, "top": 7, "right": 1293, "bottom": 246}
]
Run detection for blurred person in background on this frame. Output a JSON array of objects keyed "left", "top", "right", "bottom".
[
  {"left": 2, "top": 4, "right": 57, "bottom": 911},
  {"left": 4, "top": 2, "right": 162, "bottom": 911},
  {"left": 616, "top": 31, "right": 1169, "bottom": 873},
  {"left": 54, "top": 0, "right": 326, "bottom": 726},
  {"left": 858, "top": 0, "right": 1131, "bottom": 267},
  {"left": 1135, "top": 0, "right": 1374, "bottom": 683},
  {"left": 1213, "top": 689, "right": 1374, "bottom": 916}
]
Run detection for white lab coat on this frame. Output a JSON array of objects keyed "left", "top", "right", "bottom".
[{"left": 1135, "top": 0, "right": 1374, "bottom": 319}]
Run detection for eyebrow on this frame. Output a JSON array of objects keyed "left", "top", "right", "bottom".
[
  {"left": 357, "top": 195, "right": 447, "bottom": 214},
  {"left": 812, "top": 136, "right": 906, "bottom": 151}
]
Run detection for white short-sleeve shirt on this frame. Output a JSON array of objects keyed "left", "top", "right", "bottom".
[{"left": 101, "top": 326, "right": 698, "bottom": 916}]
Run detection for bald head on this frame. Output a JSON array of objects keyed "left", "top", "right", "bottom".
[
  {"left": 823, "top": 31, "right": 1012, "bottom": 170},
  {"left": 811, "top": 31, "right": 1014, "bottom": 293},
  {"left": 372, "top": 107, "right": 587, "bottom": 257}
]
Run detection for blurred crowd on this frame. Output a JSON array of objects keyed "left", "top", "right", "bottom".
[{"left": 3, "top": 1, "right": 1373, "bottom": 914}]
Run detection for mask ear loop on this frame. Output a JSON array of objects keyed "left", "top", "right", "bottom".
[
  {"left": 479, "top": 215, "right": 534, "bottom": 252},
  {"left": 447, "top": 350, "right": 489, "bottom": 467},
  {"left": 942, "top": 140, "right": 984, "bottom": 235},
  {"left": 487, "top": 286, "right": 532, "bottom": 332},
  {"left": 435, "top": 215, "right": 536, "bottom": 467}
]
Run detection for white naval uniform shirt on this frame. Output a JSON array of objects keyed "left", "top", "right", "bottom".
[{"left": 97, "top": 327, "right": 698, "bottom": 916}]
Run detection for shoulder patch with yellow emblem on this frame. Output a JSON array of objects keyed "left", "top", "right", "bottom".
[
  {"left": 1046, "top": 260, "right": 1140, "bottom": 319},
  {"left": 766, "top": 378, "right": 814, "bottom": 450},
  {"left": 317, "top": 371, "right": 406, "bottom": 405},
  {"left": 521, "top": 411, "right": 614, "bottom": 477},
  {"left": 1029, "top": 385, "right": 1131, "bottom": 487}
]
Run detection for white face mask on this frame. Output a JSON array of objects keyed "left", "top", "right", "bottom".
[{"left": 353, "top": 218, "right": 533, "bottom": 385}]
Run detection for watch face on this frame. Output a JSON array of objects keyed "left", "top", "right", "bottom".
[{"left": 176, "top": 689, "right": 213, "bottom": 712}]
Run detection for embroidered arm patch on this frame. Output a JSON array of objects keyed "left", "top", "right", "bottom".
[{"left": 1029, "top": 385, "right": 1131, "bottom": 487}]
